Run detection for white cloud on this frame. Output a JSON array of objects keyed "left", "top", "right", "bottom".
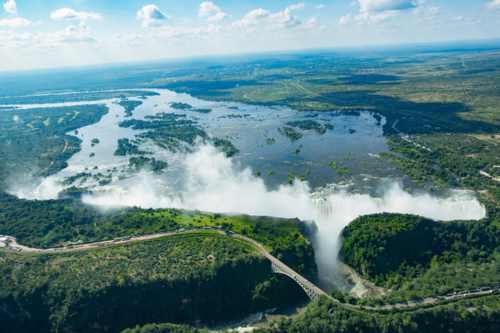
[
  {"left": 338, "top": 14, "right": 352, "bottom": 25},
  {"left": 339, "top": 11, "right": 396, "bottom": 25},
  {"left": 359, "top": 0, "right": 417, "bottom": 13},
  {"left": 198, "top": 1, "right": 227, "bottom": 23},
  {"left": 305, "top": 17, "right": 318, "bottom": 29},
  {"left": 137, "top": 4, "right": 167, "bottom": 27},
  {"left": 234, "top": 3, "right": 305, "bottom": 30},
  {"left": 155, "top": 24, "right": 221, "bottom": 40},
  {"left": 269, "top": 3, "right": 304, "bottom": 28},
  {"left": 288, "top": 3, "right": 306, "bottom": 11},
  {"left": 50, "top": 8, "right": 102, "bottom": 21},
  {"left": 3, "top": 0, "right": 17, "bottom": 15},
  {"left": 340, "top": 0, "right": 418, "bottom": 24},
  {"left": 56, "top": 24, "right": 96, "bottom": 44},
  {"left": 0, "top": 17, "right": 31, "bottom": 28},
  {"left": 0, "top": 23, "right": 96, "bottom": 51},
  {"left": 234, "top": 8, "right": 270, "bottom": 28},
  {"left": 413, "top": 5, "right": 440, "bottom": 20},
  {"left": 487, "top": 0, "right": 500, "bottom": 8}
]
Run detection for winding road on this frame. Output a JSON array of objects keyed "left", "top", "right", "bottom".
[{"left": 1, "top": 230, "right": 498, "bottom": 312}]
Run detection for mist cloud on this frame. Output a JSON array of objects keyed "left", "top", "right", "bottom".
[{"left": 79, "top": 144, "right": 486, "bottom": 286}]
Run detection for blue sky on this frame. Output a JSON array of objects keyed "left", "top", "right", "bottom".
[{"left": 1, "top": 0, "right": 500, "bottom": 70}]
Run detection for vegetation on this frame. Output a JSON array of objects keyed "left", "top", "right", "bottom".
[
  {"left": 119, "top": 113, "right": 207, "bottom": 153},
  {"left": 119, "top": 113, "right": 238, "bottom": 157},
  {"left": 286, "top": 120, "right": 333, "bottom": 135},
  {"left": 383, "top": 134, "right": 500, "bottom": 218},
  {"left": 191, "top": 108, "right": 212, "bottom": 114},
  {"left": 169, "top": 102, "right": 212, "bottom": 114},
  {"left": 279, "top": 126, "right": 303, "bottom": 142},
  {"left": 255, "top": 296, "right": 500, "bottom": 333},
  {"left": 0, "top": 90, "right": 158, "bottom": 106},
  {"left": 118, "top": 99, "right": 143, "bottom": 117},
  {"left": 170, "top": 102, "right": 193, "bottom": 110},
  {"left": 0, "top": 233, "right": 307, "bottom": 332},
  {"left": 129, "top": 156, "right": 168, "bottom": 173},
  {"left": 1, "top": 46, "right": 500, "bottom": 331},
  {"left": 0, "top": 105, "right": 108, "bottom": 189},
  {"left": 212, "top": 138, "right": 239, "bottom": 157},
  {"left": 340, "top": 214, "right": 500, "bottom": 299},
  {"left": 122, "top": 323, "right": 208, "bottom": 333},
  {"left": 115, "top": 138, "right": 146, "bottom": 156},
  {"left": 328, "top": 161, "right": 350, "bottom": 176}
]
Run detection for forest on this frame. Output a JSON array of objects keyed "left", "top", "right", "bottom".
[
  {"left": 340, "top": 213, "right": 500, "bottom": 301},
  {"left": 0, "top": 233, "right": 307, "bottom": 332}
]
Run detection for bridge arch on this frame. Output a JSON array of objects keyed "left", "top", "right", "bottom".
[{"left": 270, "top": 262, "right": 326, "bottom": 300}]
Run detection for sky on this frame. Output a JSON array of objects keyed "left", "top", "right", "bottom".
[{"left": 0, "top": 0, "right": 499, "bottom": 71}]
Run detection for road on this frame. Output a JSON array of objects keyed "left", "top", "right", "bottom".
[
  {"left": 1, "top": 230, "right": 499, "bottom": 312},
  {"left": 391, "top": 120, "right": 432, "bottom": 152},
  {"left": 0, "top": 231, "right": 193, "bottom": 254},
  {"left": 480, "top": 170, "right": 500, "bottom": 183}
]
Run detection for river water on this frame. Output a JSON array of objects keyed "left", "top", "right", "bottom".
[{"left": 18, "top": 88, "right": 398, "bottom": 197}]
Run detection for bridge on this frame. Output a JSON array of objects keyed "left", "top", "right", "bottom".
[
  {"left": 271, "top": 261, "right": 329, "bottom": 300},
  {"left": 231, "top": 233, "right": 332, "bottom": 300}
]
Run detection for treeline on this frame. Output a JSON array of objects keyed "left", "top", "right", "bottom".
[{"left": 122, "top": 323, "right": 208, "bottom": 333}]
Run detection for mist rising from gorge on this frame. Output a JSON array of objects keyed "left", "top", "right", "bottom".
[{"left": 77, "top": 144, "right": 487, "bottom": 286}]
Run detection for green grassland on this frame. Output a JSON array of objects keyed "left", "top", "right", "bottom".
[{"left": 0, "top": 232, "right": 307, "bottom": 332}]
